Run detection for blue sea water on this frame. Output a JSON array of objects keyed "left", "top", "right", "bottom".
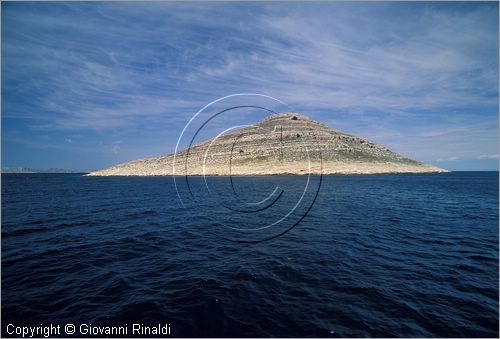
[{"left": 1, "top": 172, "right": 498, "bottom": 337}]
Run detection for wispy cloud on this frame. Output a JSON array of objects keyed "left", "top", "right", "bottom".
[
  {"left": 478, "top": 154, "right": 499, "bottom": 160},
  {"left": 436, "top": 156, "right": 460, "bottom": 162},
  {"left": 2, "top": 2, "right": 498, "bottom": 171}
]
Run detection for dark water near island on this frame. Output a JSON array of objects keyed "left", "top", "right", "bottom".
[{"left": 2, "top": 172, "right": 499, "bottom": 337}]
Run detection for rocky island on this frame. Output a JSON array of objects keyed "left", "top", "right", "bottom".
[{"left": 87, "top": 113, "right": 447, "bottom": 176}]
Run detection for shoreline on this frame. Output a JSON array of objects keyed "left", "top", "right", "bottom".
[
  {"left": 85, "top": 161, "right": 449, "bottom": 177},
  {"left": 85, "top": 169, "right": 450, "bottom": 177},
  {"left": 83, "top": 172, "right": 450, "bottom": 177}
]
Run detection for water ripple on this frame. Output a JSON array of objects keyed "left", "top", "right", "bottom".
[{"left": 1, "top": 172, "right": 498, "bottom": 337}]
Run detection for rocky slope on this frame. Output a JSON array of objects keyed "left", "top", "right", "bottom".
[{"left": 87, "top": 113, "right": 447, "bottom": 176}]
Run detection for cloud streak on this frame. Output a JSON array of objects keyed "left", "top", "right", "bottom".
[
  {"left": 2, "top": 2, "right": 498, "bottom": 171},
  {"left": 478, "top": 154, "right": 499, "bottom": 160}
]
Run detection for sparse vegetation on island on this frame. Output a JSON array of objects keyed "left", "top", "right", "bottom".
[{"left": 87, "top": 113, "right": 448, "bottom": 176}]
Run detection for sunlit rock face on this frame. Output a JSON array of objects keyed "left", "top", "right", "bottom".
[{"left": 87, "top": 112, "right": 448, "bottom": 176}]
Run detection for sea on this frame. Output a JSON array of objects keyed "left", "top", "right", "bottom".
[{"left": 1, "top": 172, "right": 498, "bottom": 337}]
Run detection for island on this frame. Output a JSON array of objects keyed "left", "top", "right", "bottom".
[{"left": 86, "top": 113, "right": 448, "bottom": 176}]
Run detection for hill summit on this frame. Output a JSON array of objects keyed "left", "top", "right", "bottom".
[{"left": 87, "top": 112, "right": 447, "bottom": 176}]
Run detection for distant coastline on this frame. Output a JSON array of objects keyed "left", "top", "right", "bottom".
[{"left": 1, "top": 167, "right": 79, "bottom": 174}]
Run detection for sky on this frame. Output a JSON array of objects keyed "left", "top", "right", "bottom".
[{"left": 2, "top": 1, "right": 498, "bottom": 172}]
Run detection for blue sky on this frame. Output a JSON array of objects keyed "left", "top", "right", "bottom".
[{"left": 2, "top": 1, "right": 498, "bottom": 171}]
